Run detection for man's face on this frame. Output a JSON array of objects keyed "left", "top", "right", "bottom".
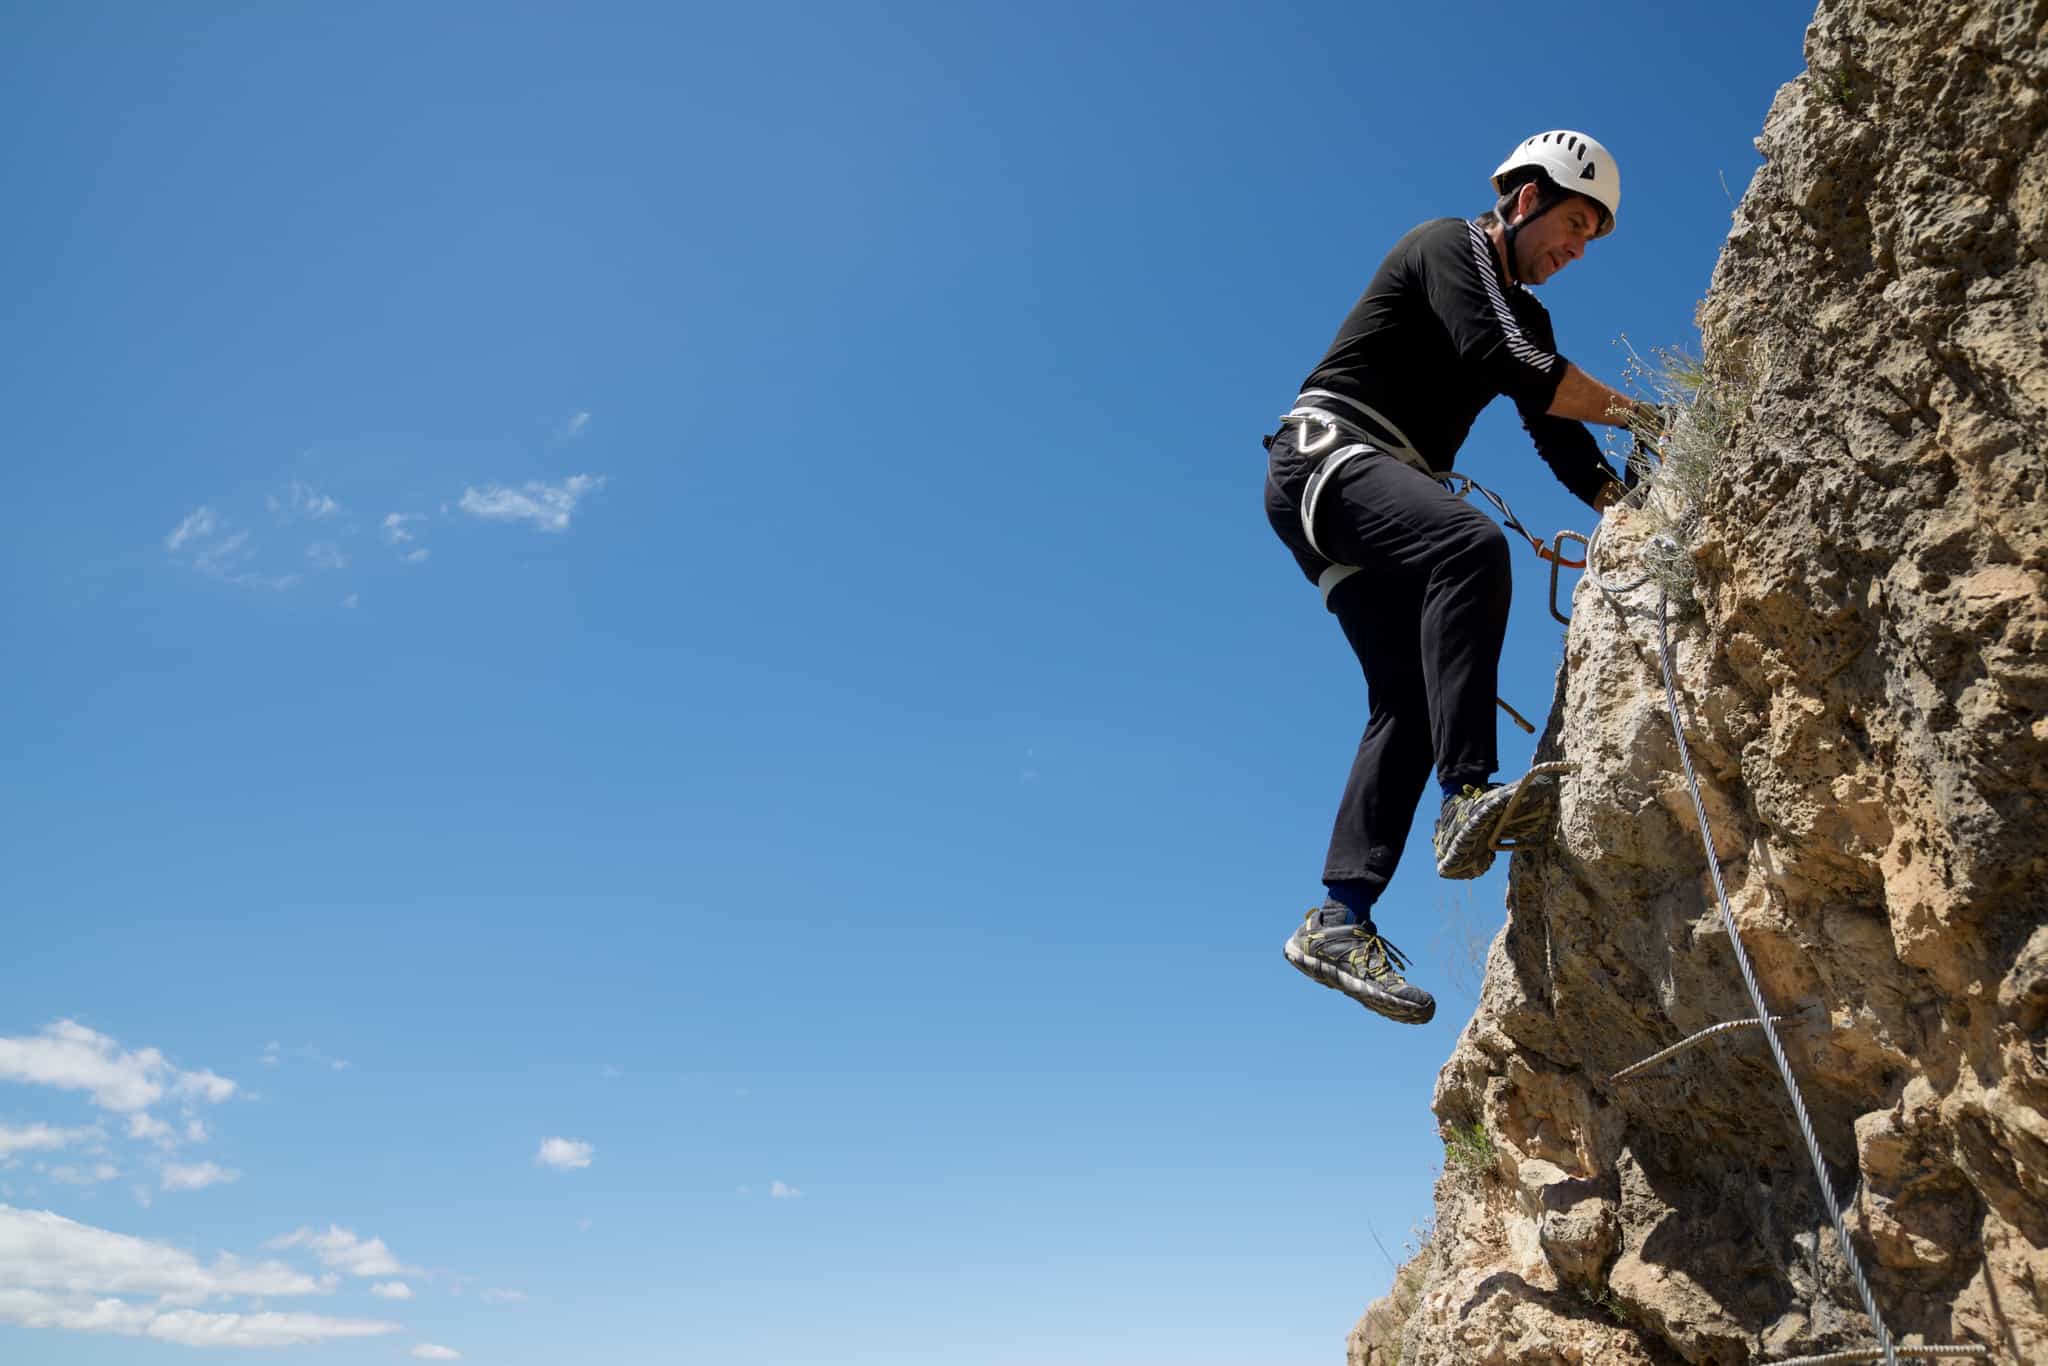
[{"left": 1512, "top": 188, "right": 1605, "bottom": 285}]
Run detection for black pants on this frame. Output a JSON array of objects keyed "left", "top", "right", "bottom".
[{"left": 1265, "top": 424, "right": 1510, "bottom": 898}]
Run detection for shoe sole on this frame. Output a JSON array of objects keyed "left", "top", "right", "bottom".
[
  {"left": 1283, "top": 937, "right": 1436, "bottom": 1025},
  {"left": 1493, "top": 763, "right": 1573, "bottom": 846},
  {"left": 1435, "top": 764, "right": 1573, "bottom": 879}
]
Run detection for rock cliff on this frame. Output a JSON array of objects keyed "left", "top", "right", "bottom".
[{"left": 1351, "top": 2, "right": 2048, "bottom": 1362}]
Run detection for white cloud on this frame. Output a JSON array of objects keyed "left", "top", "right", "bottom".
[
  {"left": 0, "top": 1205, "right": 327, "bottom": 1302},
  {"left": 770, "top": 1181, "right": 801, "bottom": 1200},
  {"left": 0, "top": 1124, "right": 96, "bottom": 1160},
  {"left": 0, "top": 1286, "right": 398, "bottom": 1348},
  {"left": 535, "top": 1138, "right": 592, "bottom": 1171},
  {"left": 193, "top": 530, "right": 251, "bottom": 574},
  {"left": 0, "top": 1021, "right": 236, "bottom": 1115},
  {"left": 403, "top": 548, "right": 431, "bottom": 565},
  {"left": 369, "top": 1281, "right": 412, "bottom": 1300},
  {"left": 413, "top": 1345, "right": 462, "bottom": 1360},
  {"left": 340, "top": 594, "right": 360, "bottom": 610},
  {"left": 161, "top": 1163, "right": 239, "bottom": 1193},
  {"left": 269, "top": 482, "right": 342, "bottom": 522},
  {"left": 458, "top": 474, "right": 605, "bottom": 533},
  {"left": 260, "top": 1042, "right": 281, "bottom": 1067},
  {"left": 126, "top": 1113, "right": 175, "bottom": 1148},
  {"left": 382, "top": 513, "right": 425, "bottom": 545},
  {"left": 305, "top": 541, "right": 349, "bottom": 570},
  {"left": 185, "top": 1119, "right": 208, "bottom": 1143},
  {"left": 265, "top": 1226, "right": 409, "bottom": 1277},
  {"left": 161, "top": 512, "right": 301, "bottom": 591},
  {"left": 43, "top": 1163, "right": 119, "bottom": 1187},
  {"left": 565, "top": 411, "right": 591, "bottom": 437},
  {"left": 164, "top": 507, "right": 219, "bottom": 552},
  {"left": 480, "top": 1288, "right": 525, "bottom": 1303}
]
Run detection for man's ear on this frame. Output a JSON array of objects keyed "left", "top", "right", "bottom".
[{"left": 1512, "top": 181, "right": 1542, "bottom": 225}]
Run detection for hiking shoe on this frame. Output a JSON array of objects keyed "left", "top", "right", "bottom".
[
  {"left": 1432, "top": 771, "right": 1564, "bottom": 879},
  {"left": 1283, "top": 903, "right": 1436, "bottom": 1024}
]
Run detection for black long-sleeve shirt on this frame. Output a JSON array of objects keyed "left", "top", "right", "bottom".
[{"left": 1299, "top": 217, "right": 1619, "bottom": 507}]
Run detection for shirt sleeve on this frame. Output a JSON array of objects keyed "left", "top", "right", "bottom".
[
  {"left": 1417, "top": 220, "right": 1570, "bottom": 411},
  {"left": 1518, "top": 405, "right": 1623, "bottom": 508}
]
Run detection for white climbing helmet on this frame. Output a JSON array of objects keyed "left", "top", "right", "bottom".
[{"left": 1491, "top": 130, "right": 1620, "bottom": 237}]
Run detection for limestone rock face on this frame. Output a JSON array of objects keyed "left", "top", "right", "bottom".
[{"left": 1351, "top": 2, "right": 2048, "bottom": 1362}]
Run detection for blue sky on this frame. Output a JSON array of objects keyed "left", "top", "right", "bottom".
[{"left": 2, "top": 2, "right": 1813, "bottom": 1362}]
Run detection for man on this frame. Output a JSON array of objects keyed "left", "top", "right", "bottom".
[{"left": 1264, "top": 130, "right": 1654, "bottom": 1025}]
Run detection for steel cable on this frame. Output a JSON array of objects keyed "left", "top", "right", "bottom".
[{"left": 1653, "top": 593, "right": 1898, "bottom": 1366}]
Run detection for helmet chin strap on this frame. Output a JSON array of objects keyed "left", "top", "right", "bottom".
[{"left": 1500, "top": 190, "right": 1561, "bottom": 285}]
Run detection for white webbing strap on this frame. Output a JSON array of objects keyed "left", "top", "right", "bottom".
[
  {"left": 1293, "top": 388, "right": 1431, "bottom": 474},
  {"left": 1298, "top": 440, "right": 1372, "bottom": 606},
  {"left": 1316, "top": 563, "right": 1361, "bottom": 605},
  {"left": 1282, "top": 391, "right": 1437, "bottom": 608}
]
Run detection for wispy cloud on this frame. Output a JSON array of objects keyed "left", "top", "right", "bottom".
[
  {"left": 480, "top": 1288, "right": 525, "bottom": 1303},
  {"left": 260, "top": 1042, "right": 281, "bottom": 1067},
  {"left": 161, "top": 1163, "right": 239, "bottom": 1193},
  {"left": 0, "top": 1020, "right": 236, "bottom": 1115},
  {"left": 265, "top": 1226, "right": 411, "bottom": 1278},
  {"left": 535, "top": 1138, "right": 592, "bottom": 1171},
  {"left": 0, "top": 1290, "right": 398, "bottom": 1348},
  {"left": 305, "top": 541, "right": 349, "bottom": 571},
  {"left": 164, "top": 507, "right": 220, "bottom": 553},
  {"left": 382, "top": 513, "right": 425, "bottom": 545},
  {"left": 459, "top": 475, "right": 605, "bottom": 533},
  {"left": 42, "top": 1163, "right": 119, "bottom": 1187},
  {"left": 162, "top": 509, "right": 300, "bottom": 591},
  {"left": 126, "top": 1113, "right": 175, "bottom": 1148},
  {"left": 564, "top": 411, "right": 591, "bottom": 438},
  {"left": 770, "top": 1181, "right": 801, "bottom": 1200},
  {"left": 0, "top": 1124, "right": 98, "bottom": 1160},
  {"left": 370, "top": 1281, "right": 413, "bottom": 1300},
  {"left": 267, "top": 481, "right": 342, "bottom": 522},
  {"left": 340, "top": 593, "right": 361, "bottom": 609},
  {"left": 412, "top": 1346, "right": 462, "bottom": 1360},
  {"left": 0, "top": 1205, "right": 400, "bottom": 1348}
]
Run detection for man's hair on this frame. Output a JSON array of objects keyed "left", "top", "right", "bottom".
[{"left": 1478, "top": 170, "right": 1565, "bottom": 229}]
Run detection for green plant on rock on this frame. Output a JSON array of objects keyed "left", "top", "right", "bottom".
[
  {"left": 1608, "top": 336, "right": 1749, "bottom": 615},
  {"left": 1442, "top": 1120, "right": 1496, "bottom": 1175},
  {"left": 1814, "top": 61, "right": 1863, "bottom": 110},
  {"left": 1578, "top": 1281, "right": 1630, "bottom": 1325}
]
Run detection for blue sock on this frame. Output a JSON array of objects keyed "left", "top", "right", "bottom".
[
  {"left": 1441, "top": 771, "right": 1494, "bottom": 802},
  {"left": 1322, "top": 879, "right": 1377, "bottom": 925}
]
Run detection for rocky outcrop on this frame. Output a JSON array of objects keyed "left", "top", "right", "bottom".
[{"left": 1353, "top": 1, "right": 2048, "bottom": 1362}]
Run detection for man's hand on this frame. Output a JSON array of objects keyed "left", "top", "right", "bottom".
[{"left": 1548, "top": 365, "right": 1640, "bottom": 427}]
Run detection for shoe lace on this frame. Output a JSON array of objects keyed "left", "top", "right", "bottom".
[{"left": 1348, "top": 930, "right": 1413, "bottom": 981}]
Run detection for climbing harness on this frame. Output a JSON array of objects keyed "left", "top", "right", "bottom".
[
  {"left": 1280, "top": 389, "right": 1590, "bottom": 601},
  {"left": 1283, "top": 388, "right": 1433, "bottom": 607},
  {"left": 1578, "top": 487, "right": 1990, "bottom": 1366},
  {"left": 1278, "top": 391, "right": 1590, "bottom": 733}
]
